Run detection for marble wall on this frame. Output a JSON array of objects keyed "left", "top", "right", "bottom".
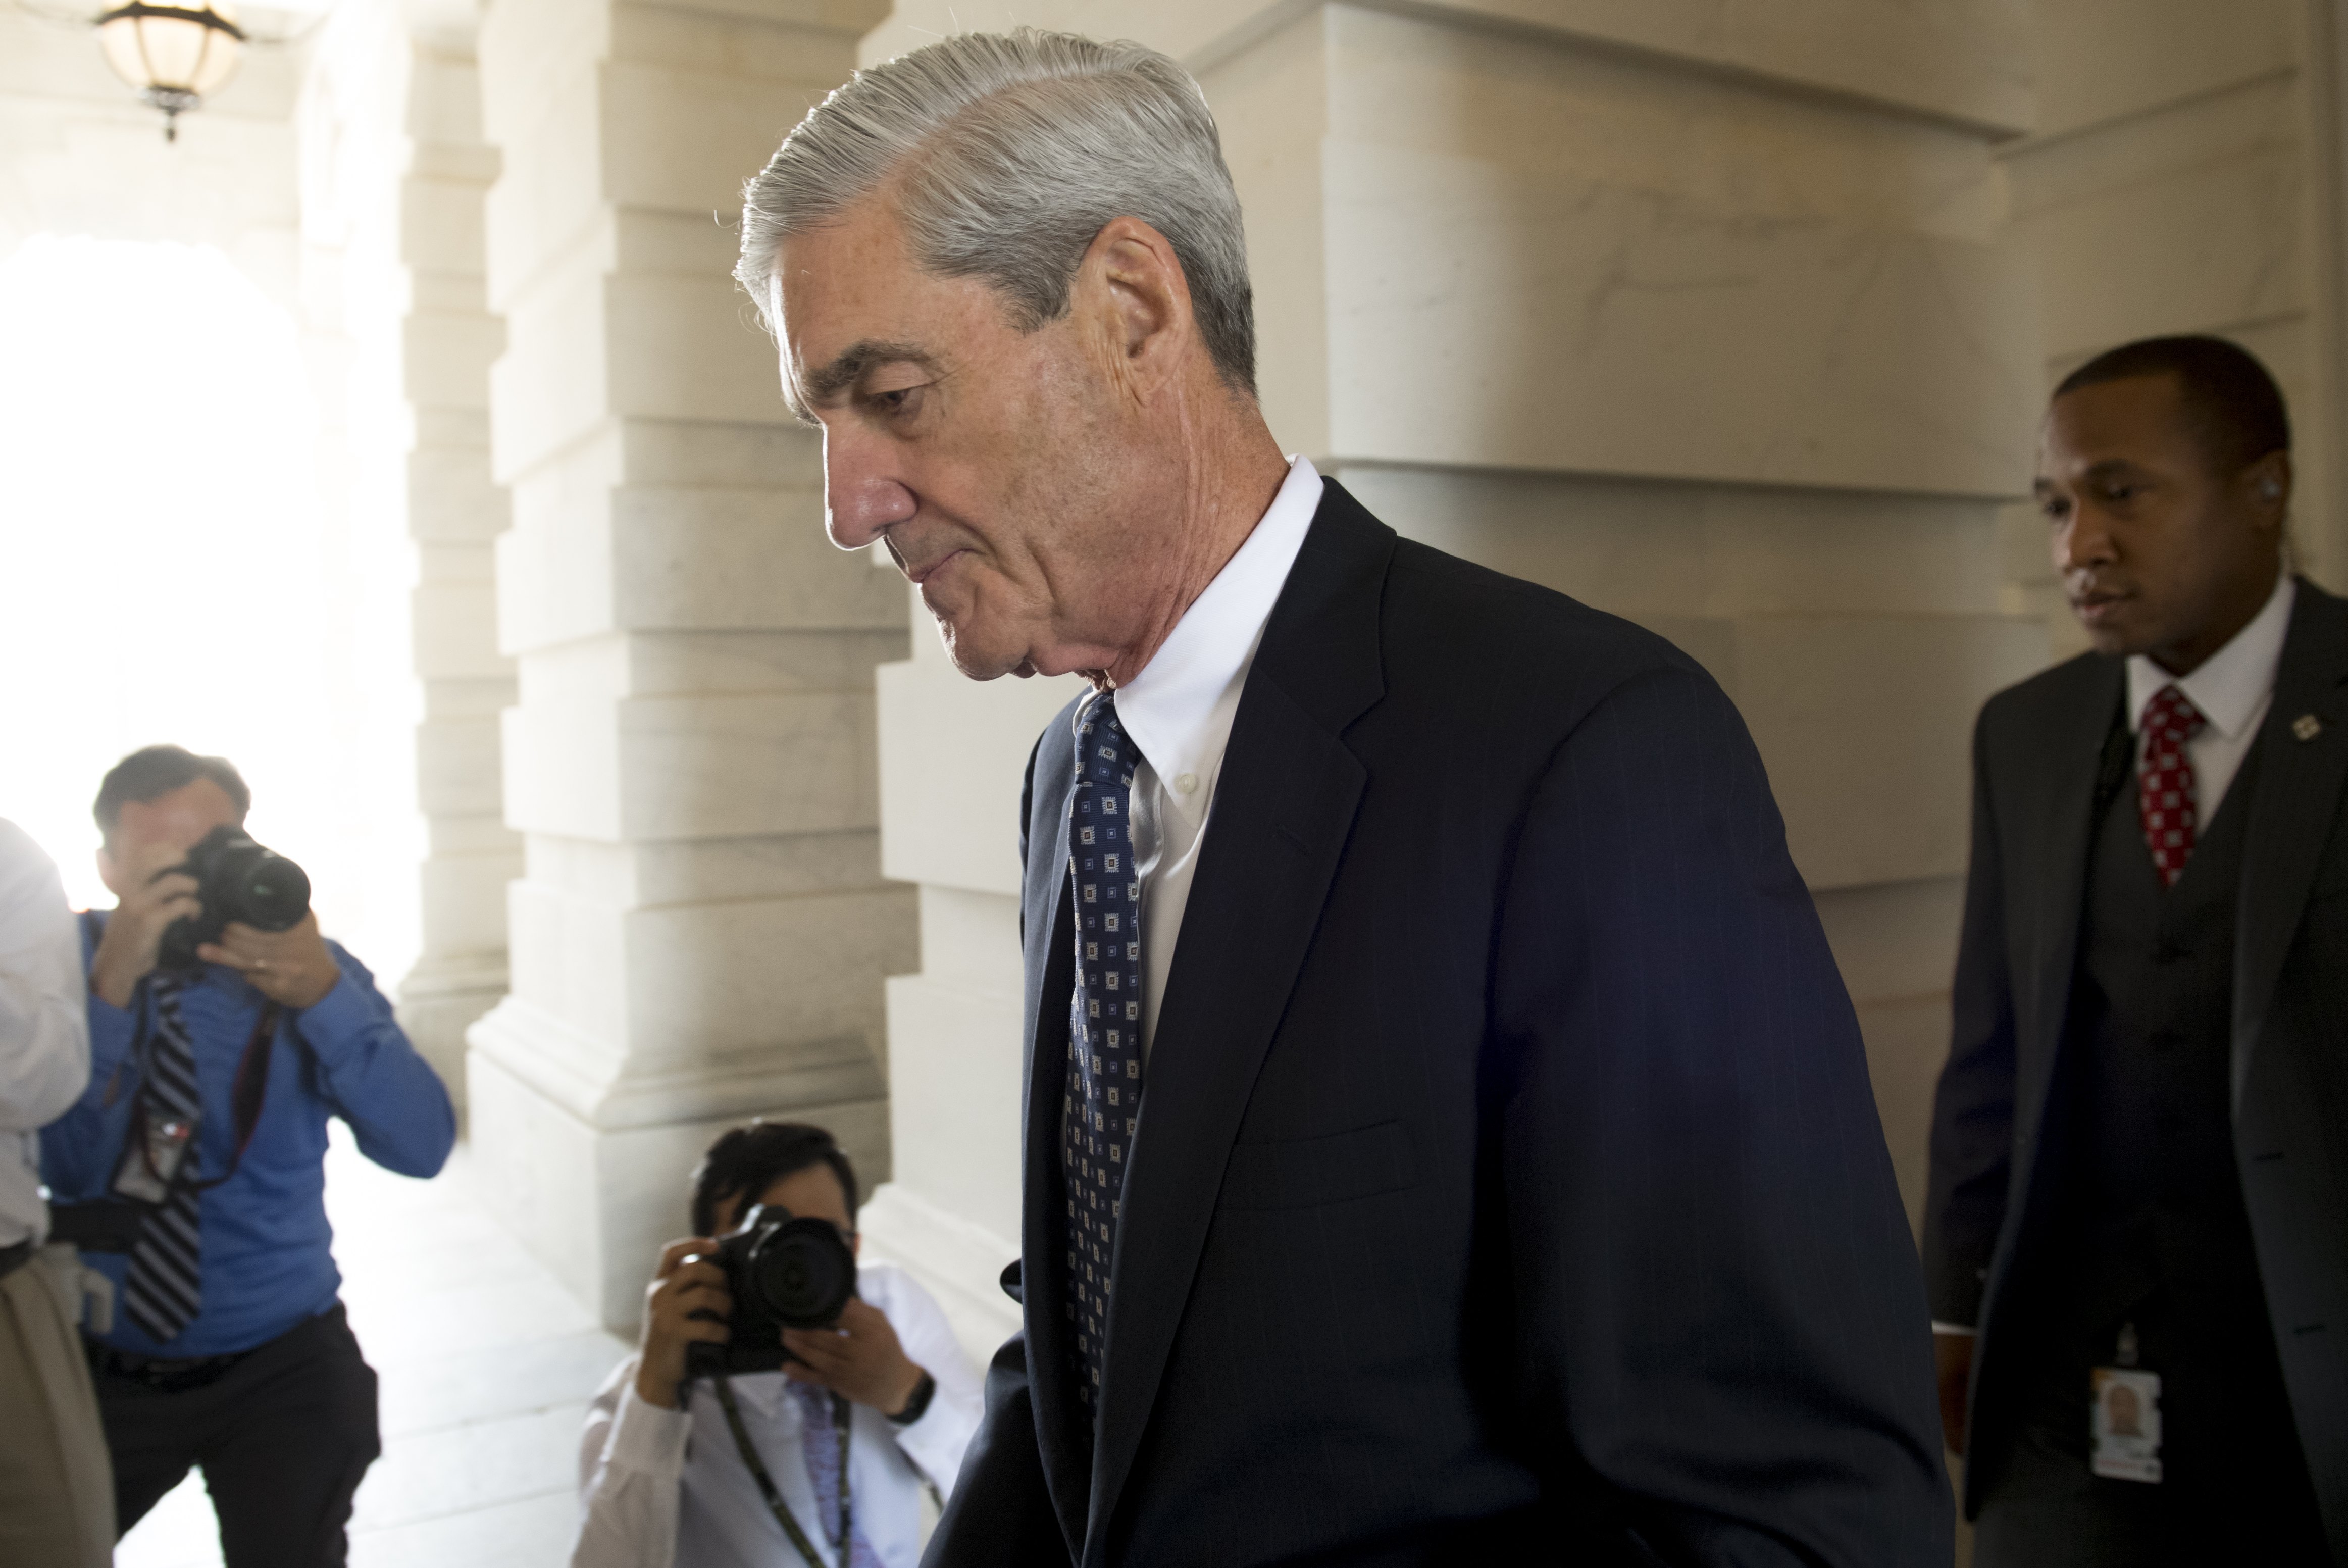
[
  {"left": 464, "top": 0, "right": 916, "bottom": 1331},
  {"left": 857, "top": 0, "right": 2055, "bottom": 1369},
  {"left": 2000, "top": 0, "right": 2348, "bottom": 645},
  {"left": 299, "top": 0, "right": 522, "bottom": 1110}
]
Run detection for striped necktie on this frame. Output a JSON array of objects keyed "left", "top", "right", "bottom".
[
  {"left": 1063, "top": 692, "right": 1145, "bottom": 1417},
  {"left": 785, "top": 1381, "right": 882, "bottom": 1566},
  {"left": 122, "top": 979, "right": 206, "bottom": 1342}
]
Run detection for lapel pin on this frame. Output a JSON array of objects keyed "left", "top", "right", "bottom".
[{"left": 2293, "top": 713, "right": 2323, "bottom": 742}]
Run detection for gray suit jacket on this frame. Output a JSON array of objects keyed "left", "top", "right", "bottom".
[{"left": 1923, "top": 576, "right": 2348, "bottom": 1553}]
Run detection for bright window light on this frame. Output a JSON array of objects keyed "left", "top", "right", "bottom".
[{"left": 0, "top": 234, "right": 417, "bottom": 983}]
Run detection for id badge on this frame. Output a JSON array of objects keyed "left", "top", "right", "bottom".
[
  {"left": 2089, "top": 1366, "right": 2163, "bottom": 1483},
  {"left": 111, "top": 1115, "right": 194, "bottom": 1206}
]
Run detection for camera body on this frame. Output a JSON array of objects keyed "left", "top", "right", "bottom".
[
  {"left": 686, "top": 1204, "right": 859, "bottom": 1379},
  {"left": 158, "top": 825, "right": 312, "bottom": 974}
]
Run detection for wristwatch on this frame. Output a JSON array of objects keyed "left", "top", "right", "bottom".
[{"left": 888, "top": 1369, "right": 937, "bottom": 1426}]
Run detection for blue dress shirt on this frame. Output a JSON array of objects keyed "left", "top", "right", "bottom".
[{"left": 41, "top": 913, "right": 455, "bottom": 1357}]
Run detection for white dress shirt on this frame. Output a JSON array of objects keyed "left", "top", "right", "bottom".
[
  {"left": 0, "top": 819, "right": 90, "bottom": 1250},
  {"left": 2126, "top": 568, "right": 2296, "bottom": 822},
  {"left": 572, "top": 1262, "right": 981, "bottom": 1568},
  {"left": 1111, "top": 456, "right": 1324, "bottom": 1057}
]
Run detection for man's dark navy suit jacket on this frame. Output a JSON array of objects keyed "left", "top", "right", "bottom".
[
  {"left": 924, "top": 481, "right": 1950, "bottom": 1567},
  {"left": 1924, "top": 579, "right": 2348, "bottom": 1554}
]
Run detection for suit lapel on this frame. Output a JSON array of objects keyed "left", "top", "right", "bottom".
[
  {"left": 1081, "top": 485, "right": 1393, "bottom": 1562},
  {"left": 1018, "top": 699, "right": 1092, "bottom": 1559},
  {"left": 2232, "top": 580, "right": 2348, "bottom": 1109},
  {"left": 2014, "top": 658, "right": 2125, "bottom": 1149}
]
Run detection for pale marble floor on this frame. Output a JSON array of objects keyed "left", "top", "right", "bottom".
[{"left": 115, "top": 1126, "right": 631, "bottom": 1568}]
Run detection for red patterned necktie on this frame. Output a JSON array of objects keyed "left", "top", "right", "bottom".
[{"left": 2138, "top": 683, "right": 2206, "bottom": 887}]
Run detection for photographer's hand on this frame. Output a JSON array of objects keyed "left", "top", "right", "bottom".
[
  {"left": 637, "top": 1239, "right": 732, "bottom": 1410},
  {"left": 782, "top": 1298, "right": 927, "bottom": 1417},
  {"left": 90, "top": 843, "right": 201, "bottom": 1008},
  {"left": 199, "top": 913, "right": 341, "bottom": 1009}
]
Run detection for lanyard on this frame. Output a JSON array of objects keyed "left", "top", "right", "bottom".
[{"left": 713, "top": 1376, "right": 852, "bottom": 1568}]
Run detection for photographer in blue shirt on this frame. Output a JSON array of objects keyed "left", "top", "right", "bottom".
[{"left": 42, "top": 745, "right": 455, "bottom": 1567}]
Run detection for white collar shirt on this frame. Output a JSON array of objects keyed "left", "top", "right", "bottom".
[
  {"left": 2126, "top": 569, "right": 2296, "bottom": 822},
  {"left": 1108, "top": 456, "right": 1324, "bottom": 1060},
  {"left": 0, "top": 819, "right": 90, "bottom": 1249},
  {"left": 572, "top": 1261, "right": 983, "bottom": 1568}
]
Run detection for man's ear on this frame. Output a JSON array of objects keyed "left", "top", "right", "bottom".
[
  {"left": 2244, "top": 450, "right": 2292, "bottom": 531},
  {"left": 1074, "top": 215, "right": 1194, "bottom": 400},
  {"left": 95, "top": 844, "right": 125, "bottom": 901}
]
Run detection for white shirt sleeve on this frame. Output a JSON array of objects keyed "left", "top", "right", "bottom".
[
  {"left": 876, "top": 1270, "right": 984, "bottom": 1500},
  {"left": 572, "top": 1356, "right": 691, "bottom": 1568},
  {"left": 0, "top": 820, "right": 89, "bottom": 1134}
]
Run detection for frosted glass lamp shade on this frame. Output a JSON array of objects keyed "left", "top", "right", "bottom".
[{"left": 94, "top": 1, "right": 244, "bottom": 138}]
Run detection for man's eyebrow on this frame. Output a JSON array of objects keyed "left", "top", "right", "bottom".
[{"left": 797, "top": 339, "right": 938, "bottom": 408}]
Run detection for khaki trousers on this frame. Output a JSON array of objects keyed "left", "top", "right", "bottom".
[{"left": 0, "top": 1244, "right": 116, "bottom": 1568}]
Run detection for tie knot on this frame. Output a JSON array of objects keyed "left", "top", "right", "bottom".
[
  {"left": 1080, "top": 693, "right": 1136, "bottom": 783},
  {"left": 2143, "top": 683, "right": 2205, "bottom": 742}
]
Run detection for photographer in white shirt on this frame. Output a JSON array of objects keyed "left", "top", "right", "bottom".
[{"left": 574, "top": 1122, "right": 980, "bottom": 1568}]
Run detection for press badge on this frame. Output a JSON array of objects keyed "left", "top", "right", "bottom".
[
  {"left": 111, "top": 1115, "right": 194, "bottom": 1206},
  {"left": 2089, "top": 1361, "right": 2163, "bottom": 1484}
]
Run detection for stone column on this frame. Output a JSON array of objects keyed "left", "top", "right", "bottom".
[
  {"left": 859, "top": 0, "right": 2052, "bottom": 1365},
  {"left": 396, "top": 26, "right": 523, "bottom": 1109},
  {"left": 469, "top": 0, "right": 912, "bottom": 1331}
]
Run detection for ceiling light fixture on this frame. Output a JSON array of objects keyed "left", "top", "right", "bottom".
[{"left": 92, "top": 0, "right": 246, "bottom": 142}]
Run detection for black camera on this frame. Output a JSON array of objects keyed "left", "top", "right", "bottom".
[
  {"left": 157, "top": 824, "right": 313, "bottom": 973},
  {"left": 686, "top": 1204, "right": 859, "bottom": 1379}
]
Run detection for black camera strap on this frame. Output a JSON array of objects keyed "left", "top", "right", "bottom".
[{"left": 712, "top": 1375, "right": 851, "bottom": 1568}]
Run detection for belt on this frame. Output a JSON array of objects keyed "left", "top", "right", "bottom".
[
  {"left": 0, "top": 1238, "right": 32, "bottom": 1279},
  {"left": 89, "top": 1339, "right": 254, "bottom": 1393},
  {"left": 86, "top": 1302, "right": 345, "bottom": 1395}
]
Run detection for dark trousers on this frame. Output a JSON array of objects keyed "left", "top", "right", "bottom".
[
  {"left": 1973, "top": 1336, "right": 2329, "bottom": 1568},
  {"left": 92, "top": 1304, "right": 380, "bottom": 1568}
]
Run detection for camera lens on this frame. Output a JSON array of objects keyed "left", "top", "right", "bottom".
[
  {"left": 218, "top": 838, "right": 310, "bottom": 932},
  {"left": 744, "top": 1216, "right": 857, "bottom": 1328}
]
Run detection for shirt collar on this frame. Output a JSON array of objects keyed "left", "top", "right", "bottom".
[
  {"left": 1108, "top": 456, "right": 1324, "bottom": 783},
  {"left": 2127, "top": 568, "right": 2295, "bottom": 740}
]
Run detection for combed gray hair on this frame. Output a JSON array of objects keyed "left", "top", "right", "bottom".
[{"left": 736, "top": 29, "right": 1256, "bottom": 395}]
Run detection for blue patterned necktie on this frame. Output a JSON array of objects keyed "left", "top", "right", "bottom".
[
  {"left": 1063, "top": 692, "right": 1145, "bottom": 1415},
  {"left": 123, "top": 979, "right": 205, "bottom": 1342},
  {"left": 783, "top": 1381, "right": 881, "bottom": 1567}
]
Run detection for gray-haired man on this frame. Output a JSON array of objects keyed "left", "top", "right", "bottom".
[{"left": 739, "top": 30, "right": 1949, "bottom": 1568}]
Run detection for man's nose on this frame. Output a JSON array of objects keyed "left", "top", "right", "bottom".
[
  {"left": 2055, "top": 504, "right": 2117, "bottom": 575},
  {"left": 822, "top": 426, "right": 917, "bottom": 551}
]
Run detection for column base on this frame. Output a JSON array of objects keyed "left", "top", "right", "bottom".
[
  {"left": 856, "top": 1182, "right": 1021, "bottom": 1372},
  {"left": 465, "top": 998, "right": 891, "bottom": 1333}
]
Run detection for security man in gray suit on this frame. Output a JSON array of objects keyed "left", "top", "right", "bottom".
[{"left": 1925, "top": 335, "right": 2346, "bottom": 1565}]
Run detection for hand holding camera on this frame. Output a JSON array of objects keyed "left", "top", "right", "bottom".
[
  {"left": 636, "top": 1238, "right": 734, "bottom": 1411},
  {"left": 91, "top": 823, "right": 335, "bottom": 1009},
  {"left": 635, "top": 1204, "right": 925, "bottom": 1417},
  {"left": 88, "top": 838, "right": 200, "bottom": 1007},
  {"left": 779, "top": 1297, "right": 927, "bottom": 1418}
]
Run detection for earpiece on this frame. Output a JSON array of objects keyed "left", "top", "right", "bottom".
[{"left": 2263, "top": 479, "right": 2283, "bottom": 500}]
